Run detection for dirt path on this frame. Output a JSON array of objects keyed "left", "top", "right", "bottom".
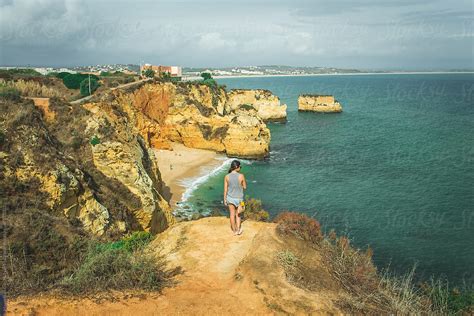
[
  {"left": 69, "top": 78, "right": 152, "bottom": 105},
  {"left": 7, "top": 218, "right": 340, "bottom": 315}
]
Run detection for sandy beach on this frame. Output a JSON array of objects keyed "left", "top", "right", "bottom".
[{"left": 154, "top": 143, "right": 227, "bottom": 208}]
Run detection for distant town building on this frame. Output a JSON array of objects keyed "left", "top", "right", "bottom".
[
  {"left": 140, "top": 64, "right": 182, "bottom": 78},
  {"left": 34, "top": 67, "right": 53, "bottom": 75},
  {"left": 57, "top": 68, "right": 76, "bottom": 74}
]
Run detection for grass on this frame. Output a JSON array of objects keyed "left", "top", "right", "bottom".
[
  {"left": 61, "top": 231, "right": 179, "bottom": 294},
  {"left": 0, "top": 79, "right": 62, "bottom": 98},
  {"left": 274, "top": 211, "right": 474, "bottom": 314},
  {"left": 0, "top": 68, "right": 42, "bottom": 78},
  {"left": 0, "top": 85, "right": 20, "bottom": 100},
  {"left": 276, "top": 250, "right": 299, "bottom": 269}
]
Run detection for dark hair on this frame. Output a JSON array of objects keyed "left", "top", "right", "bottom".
[{"left": 228, "top": 160, "right": 241, "bottom": 173}]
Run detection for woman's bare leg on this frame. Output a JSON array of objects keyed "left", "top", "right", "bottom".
[
  {"left": 235, "top": 205, "right": 242, "bottom": 233},
  {"left": 228, "top": 204, "right": 236, "bottom": 232}
]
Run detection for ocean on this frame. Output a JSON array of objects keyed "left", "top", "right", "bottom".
[{"left": 179, "top": 73, "right": 474, "bottom": 285}]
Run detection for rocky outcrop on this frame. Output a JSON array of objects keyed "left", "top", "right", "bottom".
[
  {"left": 27, "top": 97, "right": 55, "bottom": 122},
  {"left": 99, "top": 82, "right": 272, "bottom": 159},
  {"left": 227, "top": 89, "right": 287, "bottom": 122},
  {"left": 90, "top": 140, "right": 172, "bottom": 233},
  {"left": 298, "top": 95, "right": 343, "bottom": 113},
  {"left": 82, "top": 100, "right": 175, "bottom": 233}
]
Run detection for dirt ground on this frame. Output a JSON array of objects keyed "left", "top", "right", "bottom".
[{"left": 7, "top": 217, "right": 342, "bottom": 315}]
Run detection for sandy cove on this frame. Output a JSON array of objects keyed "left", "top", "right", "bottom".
[{"left": 154, "top": 143, "right": 228, "bottom": 208}]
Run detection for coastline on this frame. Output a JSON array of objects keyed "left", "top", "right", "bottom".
[
  {"left": 182, "top": 71, "right": 474, "bottom": 81},
  {"left": 154, "top": 143, "right": 229, "bottom": 209}
]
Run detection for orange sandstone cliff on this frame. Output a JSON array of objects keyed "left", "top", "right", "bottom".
[{"left": 96, "top": 82, "right": 276, "bottom": 159}]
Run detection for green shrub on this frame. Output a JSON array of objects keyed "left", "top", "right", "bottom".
[
  {"left": 243, "top": 197, "right": 269, "bottom": 221},
  {"left": 277, "top": 250, "right": 299, "bottom": 269},
  {"left": 62, "top": 73, "right": 99, "bottom": 89},
  {"left": 55, "top": 72, "right": 72, "bottom": 79},
  {"left": 202, "top": 78, "right": 217, "bottom": 87},
  {"left": 100, "top": 71, "right": 112, "bottom": 77},
  {"left": 60, "top": 241, "right": 168, "bottom": 293},
  {"left": 90, "top": 135, "right": 100, "bottom": 146},
  {"left": 60, "top": 230, "right": 174, "bottom": 294},
  {"left": 201, "top": 72, "right": 212, "bottom": 80},
  {"left": 122, "top": 231, "right": 154, "bottom": 252},
  {"left": 0, "top": 86, "right": 21, "bottom": 100},
  {"left": 79, "top": 77, "right": 99, "bottom": 96},
  {"left": 143, "top": 69, "right": 155, "bottom": 78},
  {"left": 0, "top": 68, "right": 42, "bottom": 77}
]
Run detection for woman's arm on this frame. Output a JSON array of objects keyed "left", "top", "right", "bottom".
[
  {"left": 223, "top": 175, "right": 228, "bottom": 205},
  {"left": 241, "top": 174, "right": 247, "bottom": 190}
]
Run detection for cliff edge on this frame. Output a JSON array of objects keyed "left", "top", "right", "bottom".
[{"left": 8, "top": 217, "right": 342, "bottom": 315}]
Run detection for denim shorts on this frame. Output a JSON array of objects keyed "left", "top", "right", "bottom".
[{"left": 226, "top": 196, "right": 243, "bottom": 207}]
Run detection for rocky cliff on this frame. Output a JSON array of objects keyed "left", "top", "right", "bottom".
[
  {"left": 298, "top": 94, "right": 343, "bottom": 113},
  {"left": 1, "top": 95, "right": 174, "bottom": 240},
  {"left": 95, "top": 82, "right": 273, "bottom": 159},
  {"left": 226, "top": 89, "right": 287, "bottom": 122}
]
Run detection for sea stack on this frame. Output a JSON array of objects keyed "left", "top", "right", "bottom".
[
  {"left": 298, "top": 95, "right": 343, "bottom": 113},
  {"left": 227, "top": 89, "right": 287, "bottom": 122}
]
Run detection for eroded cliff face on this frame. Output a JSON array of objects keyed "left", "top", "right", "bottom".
[
  {"left": 1, "top": 96, "right": 174, "bottom": 239},
  {"left": 298, "top": 95, "right": 343, "bottom": 113},
  {"left": 98, "top": 82, "right": 272, "bottom": 159},
  {"left": 227, "top": 89, "right": 287, "bottom": 122}
]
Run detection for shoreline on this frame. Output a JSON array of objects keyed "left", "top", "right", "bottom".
[
  {"left": 182, "top": 71, "right": 474, "bottom": 81},
  {"left": 154, "top": 143, "right": 229, "bottom": 209}
]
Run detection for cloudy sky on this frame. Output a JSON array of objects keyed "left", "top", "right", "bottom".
[{"left": 0, "top": 0, "right": 472, "bottom": 69}]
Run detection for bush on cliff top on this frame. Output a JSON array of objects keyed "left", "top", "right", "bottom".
[
  {"left": 243, "top": 197, "right": 269, "bottom": 222},
  {"left": 274, "top": 211, "right": 323, "bottom": 243},
  {"left": 62, "top": 73, "right": 99, "bottom": 89},
  {"left": 0, "top": 86, "right": 21, "bottom": 101},
  {"left": 274, "top": 211, "right": 473, "bottom": 314},
  {"left": 61, "top": 231, "right": 179, "bottom": 294}
]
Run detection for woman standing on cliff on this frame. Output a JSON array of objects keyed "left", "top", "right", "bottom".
[{"left": 224, "top": 160, "right": 246, "bottom": 235}]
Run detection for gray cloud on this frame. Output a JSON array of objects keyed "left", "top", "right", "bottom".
[{"left": 0, "top": 0, "right": 472, "bottom": 69}]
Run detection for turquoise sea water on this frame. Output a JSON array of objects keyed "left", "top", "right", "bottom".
[{"left": 183, "top": 74, "right": 474, "bottom": 284}]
